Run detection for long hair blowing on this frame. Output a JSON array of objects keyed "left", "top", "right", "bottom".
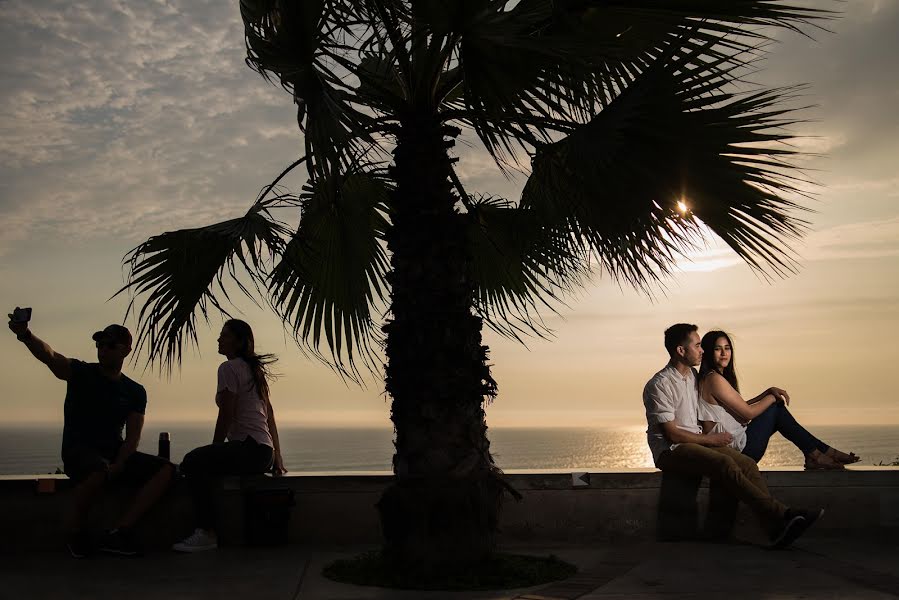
[
  {"left": 223, "top": 319, "right": 277, "bottom": 401},
  {"left": 699, "top": 330, "right": 739, "bottom": 392}
]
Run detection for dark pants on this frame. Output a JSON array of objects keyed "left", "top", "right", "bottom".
[
  {"left": 180, "top": 437, "right": 273, "bottom": 530},
  {"left": 63, "top": 444, "right": 171, "bottom": 486},
  {"left": 743, "top": 402, "right": 828, "bottom": 462},
  {"left": 658, "top": 444, "right": 785, "bottom": 531}
]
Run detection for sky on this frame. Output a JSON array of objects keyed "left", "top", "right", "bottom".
[{"left": 1, "top": 1, "right": 898, "bottom": 430}]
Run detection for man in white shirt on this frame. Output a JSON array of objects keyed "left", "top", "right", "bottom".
[{"left": 643, "top": 323, "right": 822, "bottom": 548}]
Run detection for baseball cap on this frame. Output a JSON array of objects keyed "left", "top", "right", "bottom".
[{"left": 92, "top": 324, "right": 133, "bottom": 348}]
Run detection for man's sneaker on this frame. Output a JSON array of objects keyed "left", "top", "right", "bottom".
[
  {"left": 98, "top": 528, "right": 141, "bottom": 556},
  {"left": 172, "top": 528, "right": 218, "bottom": 553},
  {"left": 66, "top": 531, "right": 93, "bottom": 559},
  {"left": 770, "top": 508, "right": 825, "bottom": 549}
]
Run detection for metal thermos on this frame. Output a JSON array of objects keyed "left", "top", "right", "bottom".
[{"left": 158, "top": 432, "right": 171, "bottom": 460}]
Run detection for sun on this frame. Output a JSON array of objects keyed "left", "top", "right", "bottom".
[{"left": 677, "top": 200, "right": 689, "bottom": 214}]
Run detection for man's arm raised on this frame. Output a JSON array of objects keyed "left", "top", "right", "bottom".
[
  {"left": 661, "top": 421, "right": 733, "bottom": 447},
  {"left": 7, "top": 316, "right": 72, "bottom": 381}
]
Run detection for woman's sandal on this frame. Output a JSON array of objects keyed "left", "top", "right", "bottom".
[
  {"left": 825, "top": 447, "right": 861, "bottom": 464},
  {"left": 804, "top": 453, "right": 845, "bottom": 471}
]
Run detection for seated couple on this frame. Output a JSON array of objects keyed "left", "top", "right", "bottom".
[
  {"left": 8, "top": 312, "right": 285, "bottom": 557},
  {"left": 643, "top": 324, "right": 857, "bottom": 548}
]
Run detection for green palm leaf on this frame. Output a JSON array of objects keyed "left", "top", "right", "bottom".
[
  {"left": 268, "top": 169, "right": 392, "bottom": 378},
  {"left": 117, "top": 204, "right": 289, "bottom": 371}
]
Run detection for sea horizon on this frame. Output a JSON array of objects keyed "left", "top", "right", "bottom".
[{"left": 1, "top": 423, "right": 897, "bottom": 476}]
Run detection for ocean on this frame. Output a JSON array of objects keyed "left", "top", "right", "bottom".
[{"left": 1, "top": 424, "right": 897, "bottom": 476}]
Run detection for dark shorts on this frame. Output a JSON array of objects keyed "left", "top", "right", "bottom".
[{"left": 63, "top": 445, "right": 172, "bottom": 486}]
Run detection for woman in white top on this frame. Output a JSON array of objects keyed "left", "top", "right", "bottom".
[
  {"left": 173, "top": 319, "right": 286, "bottom": 552},
  {"left": 697, "top": 330, "right": 858, "bottom": 471}
]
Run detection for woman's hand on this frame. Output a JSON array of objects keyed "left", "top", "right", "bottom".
[
  {"left": 768, "top": 386, "right": 790, "bottom": 405},
  {"left": 272, "top": 452, "right": 288, "bottom": 476}
]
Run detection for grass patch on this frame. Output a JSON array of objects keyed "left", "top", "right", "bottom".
[{"left": 323, "top": 551, "right": 577, "bottom": 591}]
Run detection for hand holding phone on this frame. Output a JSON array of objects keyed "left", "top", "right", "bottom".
[
  {"left": 8, "top": 307, "right": 32, "bottom": 337},
  {"left": 10, "top": 307, "right": 32, "bottom": 323}
]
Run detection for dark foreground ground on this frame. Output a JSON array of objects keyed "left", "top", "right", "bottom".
[{"left": 4, "top": 534, "right": 898, "bottom": 600}]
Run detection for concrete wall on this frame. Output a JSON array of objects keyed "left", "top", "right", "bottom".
[{"left": 2, "top": 468, "right": 897, "bottom": 553}]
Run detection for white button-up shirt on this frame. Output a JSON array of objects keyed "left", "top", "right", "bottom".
[{"left": 643, "top": 362, "right": 702, "bottom": 466}]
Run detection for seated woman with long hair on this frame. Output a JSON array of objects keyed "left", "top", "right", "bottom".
[
  {"left": 697, "top": 330, "right": 858, "bottom": 471},
  {"left": 173, "top": 319, "right": 287, "bottom": 552}
]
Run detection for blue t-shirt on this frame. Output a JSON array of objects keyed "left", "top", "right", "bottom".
[{"left": 61, "top": 360, "right": 147, "bottom": 458}]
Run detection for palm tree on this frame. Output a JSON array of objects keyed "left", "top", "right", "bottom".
[{"left": 121, "top": 0, "right": 830, "bottom": 568}]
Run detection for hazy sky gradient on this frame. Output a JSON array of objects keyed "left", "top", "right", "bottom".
[{"left": 1, "top": 1, "right": 897, "bottom": 430}]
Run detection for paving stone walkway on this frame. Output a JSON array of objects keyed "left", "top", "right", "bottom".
[{"left": 3, "top": 535, "right": 897, "bottom": 599}]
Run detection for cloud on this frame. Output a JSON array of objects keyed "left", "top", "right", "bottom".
[
  {"left": 1, "top": 0, "right": 896, "bottom": 272},
  {"left": 676, "top": 250, "right": 743, "bottom": 273},
  {"left": 0, "top": 0, "right": 305, "bottom": 254},
  {"left": 829, "top": 176, "right": 899, "bottom": 198},
  {"left": 786, "top": 132, "right": 848, "bottom": 157},
  {"left": 801, "top": 216, "right": 899, "bottom": 262},
  {"left": 760, "top": 2, "right": 899, "bottom": 159}
]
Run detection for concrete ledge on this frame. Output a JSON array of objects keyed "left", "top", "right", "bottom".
[{"left": 2, "top": 468, "right": 897, "bottom": 553}]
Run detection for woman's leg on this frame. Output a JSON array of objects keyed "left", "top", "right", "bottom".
[
  {"left": 230, "top": 437, "right": 274, "bottom": 475},
  {"left": 742, "top": 404, "right": 779, "bottom": 462},
  {"left": 771, "top": 403, "right": 827, "bottom": 455},
  {"left": 180, "top": 439, "right": 274, "bottom": 532},
  {"left": 180, "top": 444, "right": 230, "bottom": 532},
  {"left": 744, "top": 402, "right": 826, "bottom": 461},
  {"left": 745, "top": 403, "right": 846, "bottom": 470}
]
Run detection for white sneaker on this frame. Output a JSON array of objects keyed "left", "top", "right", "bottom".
[{"left": 172, "top": 528, "right": 218, "bottom": 553}]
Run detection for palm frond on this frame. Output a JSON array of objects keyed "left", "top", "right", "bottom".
[
  {"left": 466, "top": 195, "right": 591, "bottom": 341},
  {"left": 447, "top": 0, "right": 832, "bottom": 168},
  {"left": 355, "top": 52, "right": 407, "bottom": 114},
  {"left": 117, "top": 204, "right": 289, "bottom": 372},
  {"left": 268, "top": 168, "right": 392, "bottom": 379},
  {"left": 520, "top": 40, "right": 813, "bottom": 291},
  {"left": 240, "top": 0, "right": 377, "bottom": 177}
]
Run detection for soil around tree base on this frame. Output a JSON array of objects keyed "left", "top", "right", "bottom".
[{"left": 322, "top": 551, "right": 578, "bottom": 591}]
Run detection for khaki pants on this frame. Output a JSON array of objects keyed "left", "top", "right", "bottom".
[{"left": 658, "top": 444, "right": 786, "bottom": 529}]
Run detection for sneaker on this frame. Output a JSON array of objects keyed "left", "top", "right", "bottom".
[
  {"left": 66, "top": 531, "right": 93, "bottom": 559},
  {"left": 98, "top": 528, "right": 140, "bottom": 556},
  {"left": 770, "top": 508, "right": 825, "bottom": 549},
  {"left": 172, "top": 528, "right": 218, "bottom": 553},
  {"left": 795, "top": 507, "right": 825, "bottom": 530}
]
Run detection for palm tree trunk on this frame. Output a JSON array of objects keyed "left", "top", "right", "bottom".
[{"left": 377, "top": 112, "right": 506, "bottom": 569}]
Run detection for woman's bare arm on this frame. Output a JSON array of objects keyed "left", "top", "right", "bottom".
[
  {"left": 266, "top": 400, "right": 287, "bottom": 475},
  {"left": 707, "top": 373, "right": 777, "bottom": 421},
  {"left": 747, "top": 386, "right": 789, "bottom": 405}
]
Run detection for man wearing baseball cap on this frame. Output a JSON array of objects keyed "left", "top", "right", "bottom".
[{"left": 8, "top": 311, "right": 174, "bottom": 558}]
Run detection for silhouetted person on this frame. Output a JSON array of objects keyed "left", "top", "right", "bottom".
[
  {"left": 643, "top": 323, "right": 822, "bottom": 547},
  {"left": 173, "top": 319, "right": 286, "bottom": 552},
  {"left": 7, "top": 311, "right": 174, "bottom": 557}
]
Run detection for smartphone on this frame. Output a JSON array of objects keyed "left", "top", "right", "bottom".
[{"left": 10, "top": 307, "right": 32, "bottom": 323}]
